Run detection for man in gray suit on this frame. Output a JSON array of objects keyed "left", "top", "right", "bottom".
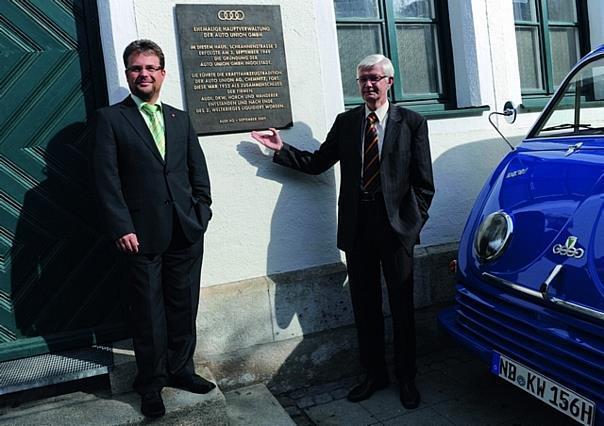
[{"left": 251, "top": 54, "right": 434, "bottom": 408}]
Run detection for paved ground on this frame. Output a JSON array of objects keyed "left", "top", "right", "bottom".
[
  {"left": 275, "top": 306, "right": 575, "bottom": 426},
  {"left": 0, "top": 305, "right": 581, "bottom": 425}
]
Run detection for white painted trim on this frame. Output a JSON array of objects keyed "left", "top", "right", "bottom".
[
  {"left": 588, "top": 0, "right": 604, "bottom": 49},
  {"left": 447, "top": 0, "right": 521, "bottom": 112},
  {"left": 96, "top": 0, "right": 138, "bottom": 104},
  {"left": 448, "top": 0, "right": 491, "bottom": 107},
  {"left": 313, "top": 0, "right": 344, "bottom": 125},
  {"left": 484, "top": 0, "right": 521, "bottom": 113}
]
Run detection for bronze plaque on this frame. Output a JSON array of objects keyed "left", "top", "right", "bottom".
[{"left": 176, "top": 4, "right": 293, "bottom": 135}]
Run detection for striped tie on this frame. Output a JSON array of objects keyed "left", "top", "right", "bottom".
[
  {"left": 141, "top": 103, "right": 165, "bottom": 159},
  {"left": 362, "top": 112, "right": 380, "bottom": 194}
]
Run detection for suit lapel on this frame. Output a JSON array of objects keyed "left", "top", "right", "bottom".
[
  {"left": 120, "top": 96, "right": 165, "bottom": 164},
  {"left": 162, "top": 104, "right": 179, "bottom": 165},
  {"left": 351, "top": 106, "right": 365, "bottom": 162},
  {"left": 381, "top": 105, "right": 403, "bottom": 159}
]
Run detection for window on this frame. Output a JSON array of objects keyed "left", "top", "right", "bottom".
[
  {"left": 513, "top": 0, "right": 589, "bottom": 98},
  {"left": 533, "top": 55, "right": 604, "bottom": 138},
  {"left": 334, "top": 0, "right": 454, "bottom": 109}
]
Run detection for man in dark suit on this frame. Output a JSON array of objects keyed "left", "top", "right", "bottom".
[
  {"left": 91, "top": 39, "right": 214, "bottom": 418},
  {"left": 251, "top": 54, "right": 434, "bottom": 409}
]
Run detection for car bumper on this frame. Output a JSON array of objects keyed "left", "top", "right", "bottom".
[{"left": 438, "top": 284, "right": 604, "bottom": 425}]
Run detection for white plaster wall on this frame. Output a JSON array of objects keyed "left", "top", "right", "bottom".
[
  {"left": 98, "top": 0, "right": 344, "bottom": 286},
  {"left": 96, "top": 0, "right": 137, "bottom": 104},
  {"left": 96, "top": 0, "right": 588, "bottom": 287},
  {"left": 424, "top": 115, "right": 535, "bottom": 245}
]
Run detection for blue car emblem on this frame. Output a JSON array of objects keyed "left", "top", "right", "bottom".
[{"left": 552, "top": 236, "right": 585, "bottom": 259}]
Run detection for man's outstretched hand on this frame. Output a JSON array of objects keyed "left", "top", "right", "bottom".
[{"left": 251, "top": 128, "right": 283, "bottom": 151}]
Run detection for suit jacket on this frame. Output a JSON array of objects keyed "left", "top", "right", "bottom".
[
  {"left": 274, "top": 104, "right": 434, "bottom": 255},
  {"left": 92, "top": 96, "right": 212, "bottom": 254}
]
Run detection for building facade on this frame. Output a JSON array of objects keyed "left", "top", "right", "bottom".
[{"left": 2, "top": 0, "right": 603, "bottom": 387}]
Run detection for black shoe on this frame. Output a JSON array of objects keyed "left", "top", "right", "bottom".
[
  {"left": 169, "top": 374, "right": 216, "bottom": 394},
  {"left": 346, "top": 375, "right": 389, "bottom": 402},
  {"left": 141, "top": 391, "right": 165, "bottom": 418},
  {"left": 400, "top": 381, "right": 420, "bottom": 409}
]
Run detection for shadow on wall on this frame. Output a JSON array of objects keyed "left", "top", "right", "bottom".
[
  {"left": 423, "top": 134, "right": 523, "bottom": 245},
  {"left": 236, "top": 122, "right": 356, "bottom": 391},
  {"left": 10, "top": 123, "right": 127, "bottom": 354},
  {"left": 237, "top": 122, "right": 340, "bottom": 273}
]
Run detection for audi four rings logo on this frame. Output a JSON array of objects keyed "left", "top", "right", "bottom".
[
  {"left": 218, "top": 10, "right": 245, "bottom": 20},
  {"left": 552, "top": 236, "right": 585, "bottom": 259}
]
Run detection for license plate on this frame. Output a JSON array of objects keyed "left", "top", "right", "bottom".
[{"left": 491, "top": 352, "right": 596, "bottom": 425}]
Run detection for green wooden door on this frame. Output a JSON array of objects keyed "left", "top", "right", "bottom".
[{"left": 0, "top": 0, "right": 127, "bottom": 362}]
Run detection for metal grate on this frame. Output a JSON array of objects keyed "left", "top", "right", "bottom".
[{"left": 0, "top": 345, "right": 113, "bottom": 395}]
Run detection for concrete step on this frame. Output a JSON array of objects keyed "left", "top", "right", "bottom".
[
  {"left": 0, "top": 370, "right": 227, "bottom": 425},
  {"left": 0, "top": 380, "right": 298, "bottom": 425},
  {"left": 226, "top": 383, "right": 295, "bottom": 426},
  {"left": 1, "top": 386, "right": 226, "bottom": 425},
  {"left": 0, "top": 354, "right": 228, "bottom": 426},
  {"left": 0, "top": 347, "right": 295, "bottom": 426}
]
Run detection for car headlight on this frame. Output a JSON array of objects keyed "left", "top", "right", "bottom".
[{"left": 474, "top": 211, "right": 513, "bottom": 261}]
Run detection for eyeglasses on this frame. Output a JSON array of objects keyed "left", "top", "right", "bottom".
[
  {"left": 126, "top": 65, "right": 163, "bottom": 74},
  {"left": 356, "top": 75, "right": 389, "bottom": 84}
]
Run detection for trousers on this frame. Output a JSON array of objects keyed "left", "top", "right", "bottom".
[
  {"left": 345, "top": 193, "right": 416, "bottom": 381},
  {"left": 125, "top": 214, "right": 204, "bottom": 395}
]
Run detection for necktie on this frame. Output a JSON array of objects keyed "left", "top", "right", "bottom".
[
  {"left": 141, "top": 103, "right": 165, "bottom": 159},
  {"left": 362, "top": 112, "right": 380, "bottom": 194}
]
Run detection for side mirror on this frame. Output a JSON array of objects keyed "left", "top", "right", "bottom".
[
  {"left": 488, "top": 101, "right": 517, "bottom": 151},
  {"left": 503, "top": 101, "right": 517, "bottom": 124}
]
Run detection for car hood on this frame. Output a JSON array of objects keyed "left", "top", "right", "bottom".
[{"left": 463, "top": 139, "right": 604, "bottom": 316}]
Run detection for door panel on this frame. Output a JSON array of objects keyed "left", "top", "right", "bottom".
[{"left": 0, "top": 0, "right": 127, "bottom": 361}]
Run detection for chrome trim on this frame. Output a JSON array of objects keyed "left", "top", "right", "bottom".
[
  {"left": 565, "top": 142, "right": 583, "bottom": 156},
  {"left": 525, "top": 135, "right": 604, "bottom": 142},
  {"left": 548, "top": 297, "right": 604, "bottom": 321},
  {"left": 482, "top": 270, "right": 604, "bottom": 322},
  {"left": 482, "top": 272, "right": 544, "bottom": 299},
  {"left": 541, "top": 264, "right": 563, "bottom": 293}
]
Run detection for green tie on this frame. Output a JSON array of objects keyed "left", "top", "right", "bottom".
[{"left": 141, "top": 103, "right": 165, "bottom": 159}]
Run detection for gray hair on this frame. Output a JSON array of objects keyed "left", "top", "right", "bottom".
[{"left": 356, "top": 54, "right": 394, "bottom": 77}]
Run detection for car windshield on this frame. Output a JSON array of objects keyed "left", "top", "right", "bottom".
[{"left": 533, "top": 55, "right": 604, "bottom": 138}]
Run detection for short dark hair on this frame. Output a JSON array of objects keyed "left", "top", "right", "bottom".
[{"left": 123, "top": 39, "right": 165, "bottom": 69}]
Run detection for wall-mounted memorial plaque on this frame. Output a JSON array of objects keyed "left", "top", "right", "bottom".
[{"left": 175, "top": 4, "right": 293, "bottom": 135}]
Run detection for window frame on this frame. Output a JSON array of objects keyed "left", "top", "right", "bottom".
[
  {"left": 514, "top": 0, "right": 590, "bottom": 101},
  {"left": 334, "top": 0, "right": 455, "bottom": 110}
]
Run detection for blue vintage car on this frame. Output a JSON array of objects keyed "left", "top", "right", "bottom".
[{"left": 439, "top": 44, "right": 604, "bottom": 426}]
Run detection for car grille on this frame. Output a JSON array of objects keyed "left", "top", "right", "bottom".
[{"left": 455, "top": 284, "right": 604, "bottom": 403}]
